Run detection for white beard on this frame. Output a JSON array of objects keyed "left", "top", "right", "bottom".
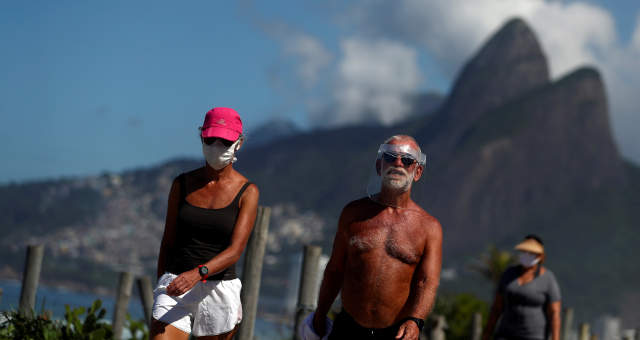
[{"left": 381, "top": 167, "right": 413, "bottom": 192}]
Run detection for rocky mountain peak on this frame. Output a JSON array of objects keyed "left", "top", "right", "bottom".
[
  {"left": 419, "top": 18, "right": 552, "bottom": 159},
  {"left": 447, "top": 18, "right": 550, "bottom": 112}
]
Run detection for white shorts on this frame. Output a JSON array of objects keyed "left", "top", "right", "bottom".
[{"left": 152, "top": 273, "right": 243, "bottom": 336}]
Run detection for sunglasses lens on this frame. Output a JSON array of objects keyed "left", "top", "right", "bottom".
[
  {"left": 382, "top": 152, "right": 415, "bottom": 166},
  {"left": 401, "top": 157, "right": 415, "bottom": 166},
  {"left": 204, "top": 138, "right": 234, "bottom": 147},
  {"left": 382, "top": 153, "right": 396, "bottom": 163}
]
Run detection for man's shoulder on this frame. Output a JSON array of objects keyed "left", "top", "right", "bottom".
[
  {"left": 339, "top": 197, "right": 374, "bottom": 220},
  {"left": 343, "top": 196, "right": 374, "bottom": 210},
  {"left": 406, "top": 204, "right": 441, "bottom": 230}
]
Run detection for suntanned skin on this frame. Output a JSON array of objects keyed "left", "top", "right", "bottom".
[
  {"left": 313, "top": 136, "right": 442, "bottom": 340},
  {"left": 151, "top": 138, "right": 259, "bottom": 340},
  {"left": 482, "top": 260, "right": 562, "bottom": 340}
]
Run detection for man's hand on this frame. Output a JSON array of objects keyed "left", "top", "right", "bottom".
[
  {"left": 312, "top": 312, "right": 327, "bottom": 337},
  {"left": 396, "top": 320, "right": 420, "bottom": 340},
  {"left": 166, "top": 268, "right": 201, "bottom": 296}
]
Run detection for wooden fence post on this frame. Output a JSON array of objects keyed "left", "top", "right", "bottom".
[
  {"left": 113, "top": 272, "right": 134, "bottom": 340},
  {"left": 562, "top": 308, "right": 574, "bottom": 340},
  {"left": 136, "top": 276, "right": 154, "bottom": 326},
  {"left": 19, "top": 244, "right": 44, "bottom": 317},
  {"left": 430, "top": 315, "right": 447, "bottom": 340},
  {"left": 471, "top": 312, "right": 482, "bottom": 340},
  {"left": 293, "top": 245, "right": 322, "bottom": 340},
  {"left": 579, "top": 323, "right": 591, "bottom": 340},
  {"left": 236, "top": 206, "right": 271, "bottom": 340}
]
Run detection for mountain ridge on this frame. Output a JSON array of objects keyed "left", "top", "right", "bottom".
[{"left": 1, "top": 18, "right": 637, "bottom": 324}]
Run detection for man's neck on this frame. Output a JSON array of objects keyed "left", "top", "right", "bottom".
[{"left": 377, "top": 187, "right": 412, "bottom": 209}]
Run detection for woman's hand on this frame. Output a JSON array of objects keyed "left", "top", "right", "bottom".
[{"left": 166, "top": 268, "right": 201, "bottom": 296}]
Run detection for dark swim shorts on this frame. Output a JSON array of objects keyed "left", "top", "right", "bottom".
[{"left": 328, "top": 309, "right": 401, "bottom": 339}]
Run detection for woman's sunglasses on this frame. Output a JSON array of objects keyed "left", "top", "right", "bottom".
[
  {"left": 382, "top": 152, "right": 416, "bottom": 166},
  {"left": 202, "top": 137, "right": 235, "bottom": 147}
]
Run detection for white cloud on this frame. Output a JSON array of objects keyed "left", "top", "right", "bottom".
[
  {"left": 528, "top": 2, "right": 616, "bottom": 76},
  {"left": 351, "top": 0, "right": 640, "bottom": 162},
  {"left": 633, "top": 14, "right": 640, "bottom": 51},
  {"left": 260, "top": 1, "right": 638, "bottom": 161},
  {"left": 261, "top": 22, "right": 333, "bottom": 89},
  {"left": 283, "top": 33, "right": 333, "bottom": 88},
  {"left": 602, "top": 17, "right": 640, "bottom": 162},
  {"left": 351, "top": 0, "right": 618, "bottom": 78},
  {"left": 319, "top": 38, "right": 421, "bottom": 126}
]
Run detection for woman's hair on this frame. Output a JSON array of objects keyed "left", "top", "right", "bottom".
[{"left": 524, "top": 234, "right": 544, "bottom": 246}]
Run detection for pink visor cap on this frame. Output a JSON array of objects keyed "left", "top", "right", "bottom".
[{"left": 200, "top": 107, "right": 243, "bottom": 141}]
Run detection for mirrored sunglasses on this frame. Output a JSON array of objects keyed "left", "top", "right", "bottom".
[{"left": 382, "top": 152, "right": 416, "bottom": 166}]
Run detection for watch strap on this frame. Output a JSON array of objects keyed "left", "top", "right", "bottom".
[
  {"left": 198, "top": 264, "right": 209, "bottom": 282},
  {"left": 403, "top": 316, "right": 424, "bottom": 331}
]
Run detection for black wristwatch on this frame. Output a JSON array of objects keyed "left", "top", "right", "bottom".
[
  {"left": 198, "top": 265, "right": 209, "bottom": 281},
  {"left": 403, "top": 317, "right": 425, "bottom": 331}
]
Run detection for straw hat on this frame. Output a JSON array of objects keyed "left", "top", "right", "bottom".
[{"left": 514, "top": 238, "right": 544, "bottom": 254}]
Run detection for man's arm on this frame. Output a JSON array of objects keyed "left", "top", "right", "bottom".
[
  {"left": 396, "top": 218, "right": 442, "bottom": 339},
  {"left": 408, "top": 218, "right": 442, "bottom": 318},
  {"left": 312, "top": 207, "right": 350, "bottom": 336}
]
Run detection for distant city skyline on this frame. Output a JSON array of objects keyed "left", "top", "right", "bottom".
[{"left": 1, "top": 1, "right": 638, "bottom": 183}]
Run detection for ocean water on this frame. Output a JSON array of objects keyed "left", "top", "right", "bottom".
[{"left": 0, "top": 279, "right": 290, "bottom": 339}]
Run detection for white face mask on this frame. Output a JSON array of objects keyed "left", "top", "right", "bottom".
[
  {"left": 518, "top": 252, "right": 541, "bottom": 268},
  {"left": 202, "top": 139, "right": 240, "bottom": 170}
]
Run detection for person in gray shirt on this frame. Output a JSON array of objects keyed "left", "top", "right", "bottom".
[{"left": 482, "top": 235, "right": 562, "bottom": 340}]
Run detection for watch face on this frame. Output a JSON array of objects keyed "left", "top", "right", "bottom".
[{"left": 199, "top": 266, "right": 208, "bottom": 276}]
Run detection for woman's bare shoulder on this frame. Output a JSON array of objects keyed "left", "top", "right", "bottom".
[
  {"left": 234, "top": 172, "right": 259, "bottom": 200},
  {"left": 173, "top": 167, "right": 205, "bottom": 185}
]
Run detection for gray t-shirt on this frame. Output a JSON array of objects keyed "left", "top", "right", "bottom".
[{"left": 495, "top": 265, "right": 561, "bottom": 340}]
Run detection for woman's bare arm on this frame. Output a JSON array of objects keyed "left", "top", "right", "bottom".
[
  {"left": 481, "top": 293, "right": 504, "bottom": 340},
  {"left": 548, "top": 301, "right": 561, "bottom": 340},
  {"left": 156, "top": 177, "right": 180, "bottom": 279}
]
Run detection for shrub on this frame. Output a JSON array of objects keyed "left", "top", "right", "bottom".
[{"left": 0, "top": 299, "right": 147, "bottom": 340}]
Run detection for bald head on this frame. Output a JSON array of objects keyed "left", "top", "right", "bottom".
[{"left": 383, "top": 135, "right": 422, "bottom": 154}]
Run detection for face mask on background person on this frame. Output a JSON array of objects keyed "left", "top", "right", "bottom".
[
  {"left": 202, "top": 139, "right": 240, "bottom": 170},
  {"left": 518, "top": 251, "right": 540, "bottom": 268}
]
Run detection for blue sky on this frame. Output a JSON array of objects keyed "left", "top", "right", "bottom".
[{"left": 1, "top": 1, "right": 639, "bottom": 183}]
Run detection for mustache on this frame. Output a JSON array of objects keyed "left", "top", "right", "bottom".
[{"left": 384, "top": 167, "right": 408, "bottom": 177}]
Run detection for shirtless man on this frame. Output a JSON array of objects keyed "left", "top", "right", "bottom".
[{"left": 312, "top": 135, "right": 442, "bottom": 340}]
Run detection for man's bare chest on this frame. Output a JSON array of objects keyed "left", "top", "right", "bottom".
[{"left": 347, "top": 220, "right": 423, "bottom": 265}]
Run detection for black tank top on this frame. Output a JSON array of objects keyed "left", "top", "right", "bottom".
[{"left": 166, "top": 173, "right": 252, "bottom": 280}]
